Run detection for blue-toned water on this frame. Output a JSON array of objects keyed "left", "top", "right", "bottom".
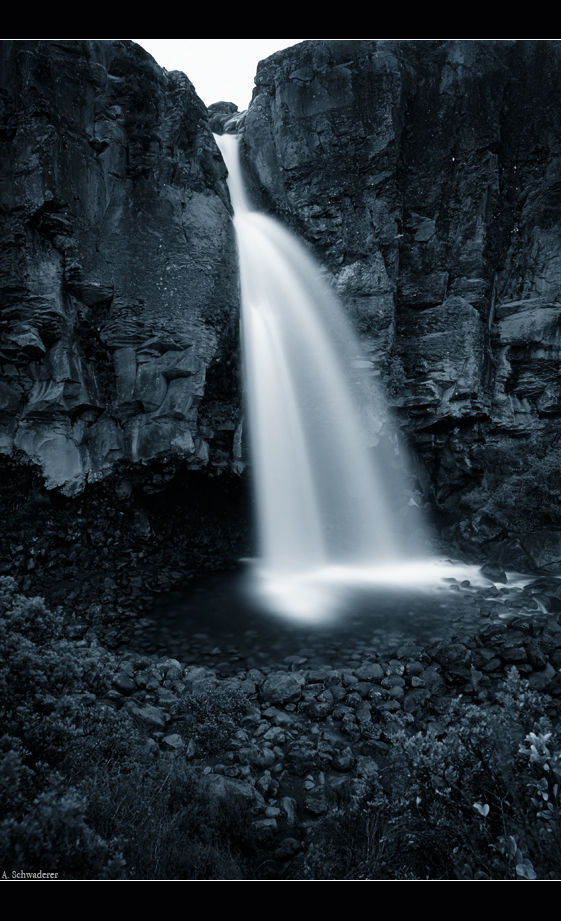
[
  {"left": 216, "top": 134, "right": 427, "bottom": 619},
  {"left": 131, "top": 562, "right": 535, "bottom": 669}
]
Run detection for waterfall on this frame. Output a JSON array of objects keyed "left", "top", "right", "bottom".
[{"left": 216, "top": 134, "right": 411, "bottom": 616}]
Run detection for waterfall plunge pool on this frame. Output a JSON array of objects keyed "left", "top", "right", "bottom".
[
  {"left": 127, "top": 137, "right": 537, "bottom": 671},
  {"left": 128, "top": 559, "right": 537, "bottom": 671}
]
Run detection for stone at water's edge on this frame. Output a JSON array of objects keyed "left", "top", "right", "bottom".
[
  {"left": 480, "top": 563, "right": 508, "bottom": 584},
  {"left": 0, "top": 40, "right": 240, "bottom": 494},
  {"left": 240, "top": 40, "right": 561, "bottom": 566}
]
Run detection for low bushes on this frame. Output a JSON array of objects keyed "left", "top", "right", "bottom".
[
  {"left": 302, "top": 670, "right": 561, "bottom": 879},
  {"left": 0, "top": 578, "right": 258, "bottom": 879},
  {"left": 2, "top": 575, "right": 560, "bottom": 879}
]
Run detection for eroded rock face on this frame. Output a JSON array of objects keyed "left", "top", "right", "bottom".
[
  {"left": 241, "top": 40, "right": 561, "bottom": 560},
  {"left": 5, "top": 39, "right": 561, "bottom": 566},
  {"left": 0, "top": 40, "right": 240, "bottom": 494}
]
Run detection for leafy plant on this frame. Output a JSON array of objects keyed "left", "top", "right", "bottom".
[
  {"left": 172, "top": 686, "right": 250, "bottom": 755},
  {"left": 0, "top": 579, "right": 258, "bottom": 878},
  {"left": 302, "top": 669, "right": 561, "bottom": 879}
]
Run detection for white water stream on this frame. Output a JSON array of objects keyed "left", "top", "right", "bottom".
[{"left": 216, "top": 135, "right": 519, "bottom": 619}]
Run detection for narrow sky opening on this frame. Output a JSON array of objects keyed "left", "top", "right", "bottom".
[{"left": 133, "top": 39, "right": 306, "bottom": 111}]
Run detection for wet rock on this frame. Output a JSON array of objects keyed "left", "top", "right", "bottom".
[
  {"left": 256, "top": 770, "right": 277, "bottom": 798},
  {"left": 431, "top": 642, "right": 471, "bottom": 669},
  {"left": 208, "top": 101, "right": 242, "bottom": 135},
  {"left": 332, "top": 746, "right": 356, "bottom": 772},
  {"left": 253, "top": 817, "right": 278, "bottom": 844},
  {"left": 131, "top": 704, "right": 167, "bottom": 731},
  {"left": 470, "top": 645, "right": 498, "bottom": 670},
  {"left": 285, "top": 744, "right": 330, "bottom": 776},
  {"left": 381, "top": 675, "right": 406, "bottom": 689},
  {"left": 355, "top": 663, "right": 385, "bottom": 681},
  {"left": 307, "top": 700, "right": 333, "bottom": 718},
  {"left": 200, "top": 773, "right": 266, "bottom": 808},
  {"left": 113, "top": 673, "right": 136, "bottom": 696},
  {"left": 275, "top": 837, "right": 302, "bottom": 859},
  {"left": 419, "top": 667, "right": 447, "bottom": 695},
  {"left": 161, "top": 733, "right": 185, "bottom": 751},
  {"left": 405, "top": 661, "right": 424, "bottom": 677},
  {"left": 305, "top": 791, "right": 328, "bottom": 816},
  {"left": 480, "top": 564, "right": 508, "bottom": 584},
  {"left": 261, "top": 672, "right": 304, "bottom": 705},
  {"left": 527, "top": 663, "right": 557, "bottom": 690}
]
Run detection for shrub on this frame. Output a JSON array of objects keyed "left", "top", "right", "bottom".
[
  {"left": 83, "top": 756, "right": 257, "bottom": 879},
  {"left": 0, "top": 579, "right": 258, "bottom": 878},
  {"left": 466, "top": 442, "right": 561, "bottom": 537},
  {"left": 303, "top": 669, "right": 561, "bottom": 879},
  {"left": 0, "top": 784, "right": 126, "bottom": 879},
  {"left": 172, "top": 686, "right": 250, "bottom": 755}
]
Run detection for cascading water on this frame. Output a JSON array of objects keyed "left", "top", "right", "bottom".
[
  {"left": 116, "top": 133, "right": 540, "bottom": 673},
  {"left": 217, "top": 134, "right": 418, "bottom": 617},
  {"left": 216, "top": 135, "right": 527, "bottom": 623},
  {"left": 132, "top": 137, "right": 535, "bottom": 661}
]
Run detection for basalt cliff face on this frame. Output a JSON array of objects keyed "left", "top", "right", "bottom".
[
  {"left": 239, "top": 39, "right": 561, "bottom": 566},
  {"left": 3, "top": 40, "right": 561, "bottom": 570},
  {"left": 0, "top": 40, "right": 240, "bottom": 496}
]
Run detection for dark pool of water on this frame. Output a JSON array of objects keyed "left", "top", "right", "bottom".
[{"left": 126, "top": 562, "right": 521, "bottom": 671}]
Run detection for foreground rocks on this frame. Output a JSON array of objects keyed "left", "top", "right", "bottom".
[
  {"left": 4, "top": 547, "right": 561, "bottom": 877},
  {"left": 84, "top": 572, "right": 561, "bottom": 871}
]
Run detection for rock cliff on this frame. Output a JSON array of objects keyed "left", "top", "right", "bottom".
[
  {"left": 3, "top": 39, "right": 561, "bottom": 570},
  {"left": 240, "top": 39, "right": 561, "bottom": 565},
  {"left": 0, "top": 40, "right": 240, "bottom": 495}
]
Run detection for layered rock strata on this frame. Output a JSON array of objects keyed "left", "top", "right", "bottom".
[
  {"left": 4, "top": 39, "right": 561, "bottom": 566},
  {"left": 240, "top": 40, "right": 561, "bottom": 563},
  {"left": 0, "top": 40, "right": 240, "bottom": 494}
]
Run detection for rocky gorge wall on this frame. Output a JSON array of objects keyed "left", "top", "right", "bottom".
[
  {"left": 3, "top": 39, "right": 561, "bottom": 573},
  {"left": 0, "top": 40, "right": 241, "bottom": 496},
  {"left": 237, "top": 40, "right": 561, "bottom": 567}
]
